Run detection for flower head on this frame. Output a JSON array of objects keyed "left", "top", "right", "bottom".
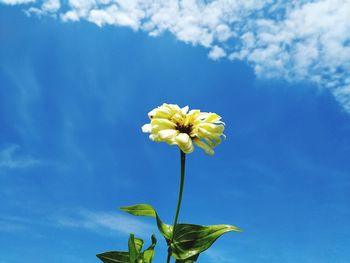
[{"left": 142, "top": 103, "right": 225, "bottom": 155}]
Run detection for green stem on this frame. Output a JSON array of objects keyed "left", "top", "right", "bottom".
[
  {"left": 166, "top": 250, "right": 172, "bottom": 263},
  {"left": 166, "top": 150, "right": 186, "bottom": 263},
  {"left": 172, "top": 150, "right": 186, "bottom": 229}
]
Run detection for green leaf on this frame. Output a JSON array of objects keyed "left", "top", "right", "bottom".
[
  {"left": 96, "top": 251, "right": 130, "bottom": 263},
  {"left": 134, "top": 238, "right": 144, "bottom": 252},
  {"left": 98, "top": 234, "right": 157, "bottom": 263},
  {"left": 120, "top": 204, "right": 156, "bottom": 217},
  {"left": 128, "top": 234, "right": 143, "bottom": 263},
  {"left": 142, "top": 234, "right": 157, "bottom": 263},
  {"left": 175, "top": 254, "right": 199, "bottom": 263},
  {"left": 120, "top": 204, "right": 173, "bottom": 241},
  {"left": 171, "top": 223, "right": 241, "bottom": 260}
]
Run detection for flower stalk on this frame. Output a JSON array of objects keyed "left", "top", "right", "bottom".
[
  {"left": 167, "top": 150, "right": 186, "bottom": 263},
  {"left": 172, "top": 150, "right": 186, "bottom": 230}
]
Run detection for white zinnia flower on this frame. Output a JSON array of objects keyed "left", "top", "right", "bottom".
[{"left": 142, "top": 103, "right": 225, "bottom": 155}]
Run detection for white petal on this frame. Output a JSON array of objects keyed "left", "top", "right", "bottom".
[
  {"left": 158, "top": 129, "right": 178, "bottom": 140},
  {"left": 181, "top": 105, "right": 189, "bottom": 115},
  {"left": 142, "top": 124, "right": 152, "bottom": 133},
  {"left": 204, "top": 113, "right": 222, "bottom": 123},
  {"left": 165, "top": 103, "right": 181, "bottom": 113},
  {"left": 151, "top": 118, "right": 176, "bottom": 128},
  {"left": 193, "top": 138, "right": 214, "bottom": 155},
  {"left": 148, "top": 105, "right": 172, "bottom": 119},
  {"left": 149, "top": 134, "right": 160, "bottom": 142},
  {"left": 175, "top": 133, "right": 194, "bottom": 153}
]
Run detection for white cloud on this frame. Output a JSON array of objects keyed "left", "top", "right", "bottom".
[
  {"left": 2, "top": 0, "right": 350, "bottom": 112},
  {"left": 209, "top": 45, "right": 226, "bottom": 60},
  {"left": 42, "top": 0, "right": 60, "bottom": 12},
  {"left": 25, "top": 0, "right": 60, "bottom": 16},
  {"left": 88, "top": 5, "right": 141, "bottom": 29},
  {"left": 56, "top": 209, "right": 155, "bottom": 236},
  {"left": 0, "top": 0, "right": 34, "bottom": 5},
  {"left": 0, "top": 209, "right": 155, "bottom": 237},
  {"left": 0, "top": 145, "right": 40, "bottom": 170},
  {"left": 60, "top": 10, "right": 80, "bottom": 22}
]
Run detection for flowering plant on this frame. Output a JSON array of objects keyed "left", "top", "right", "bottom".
[{"left": 97, "top": 103, "right": 241, "bottom": 263}]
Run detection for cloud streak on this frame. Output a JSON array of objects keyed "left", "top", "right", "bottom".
[
  {"left": 0, "top": 209, "right": 155, "bottom": 237},
  {"left": 0, "top": 145, "right": 40, "bottom": 170},
  {"left": 2, "top": 0, "right": 350, "bottom": 111},
  {"left": 55, "top": 209, "right": 155, "bottom": 236}
]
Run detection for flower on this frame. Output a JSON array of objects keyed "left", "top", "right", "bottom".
[{"left": 142, "top": 103, "right": 225, "bottom": 155}]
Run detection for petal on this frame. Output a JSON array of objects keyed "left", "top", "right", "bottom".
[
  {"left": 188, "top": 109, "right": 200, "bottom": 116},
  {"left": 193, "top": 138, "right": 214, "bottom": 155},
  {"left": 204, "top": 113, "right": 222, "bottom": 123},
  {"left": 196, "top": 112, "right": 210, "bottom": 121},
  {"left": 203, "top": 136, "right": 221, "bottom": 147},
  {"left": 164, "top": 103, "right": 182, "bottom": 116},
  {"left": 158, "top": 129, "right": 179, "bottom": 140},
  {"left": 150, "top": 119, "right": 177, "bottom": 134},
  {"left": 148, "top": 104, "right": 174, "bottom": 119},
  {"left": 175, "top": 133, "right": 194, "bottom": 153},
  {"left": 197, "top": 124, "right": 225, "bottom": 141},
  {"left": 142, "top": 124, "right": 152, "bottom": 133},
  {"left": 149, "top": 134, "right": 161, "bottom": 142},
  {"left": 151, "top": 118, "right": 176, "bottom": 128},
  {"left": 181, "top": 105, "right": 189, "bottom": 115},
  {"left": 198, "top": 123, "right": 225, "bottom": 133}
]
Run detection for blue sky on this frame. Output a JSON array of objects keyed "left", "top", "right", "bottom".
[{"left": 1, "top": 1, "right": 350, "bottom": 263}]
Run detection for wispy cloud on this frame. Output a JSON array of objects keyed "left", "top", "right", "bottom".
[
  {"left": 0, "top": 144, "right": 40, "bottom": 170},
  {"left": 1, "top": 0, "right": 350, "bottom": 112},
  {"left": 1, "top": 209, "right": 155, "bottom": 237},
  {"left": 0, "top": 221, "right": 26, "bottom": 232},
  {"left": 55, "top": 209, "right": 155, "bottom": 236},
  {"left": 0, "top": 215, "right": 33, "bottom": 232}
]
